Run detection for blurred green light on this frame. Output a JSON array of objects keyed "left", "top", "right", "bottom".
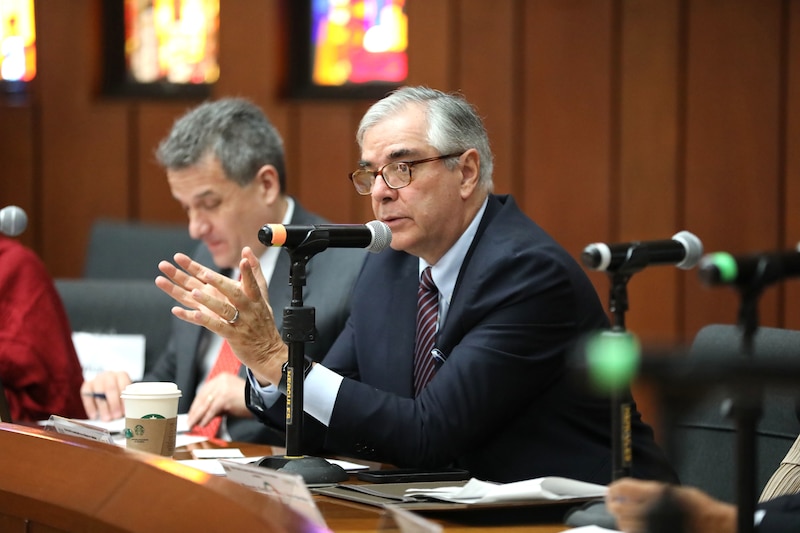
[{"left": 586, "top": 330, "right": 641, "bottom": 392}]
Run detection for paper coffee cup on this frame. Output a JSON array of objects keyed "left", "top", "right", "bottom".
[{"left": 121, "top": 382, "right": 182, "bottom": 457}]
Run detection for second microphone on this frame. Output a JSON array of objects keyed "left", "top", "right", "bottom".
[
  {"left": 582, "top": 231, "right": 704, "bottom": 273},
  {"left": 258, "top": 220, "right": 392, "bottom": 254}
]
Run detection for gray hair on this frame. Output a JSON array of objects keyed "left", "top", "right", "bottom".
[
  {"left": 156, "top": 98, "right": 287, "bottom": 191},
  {"left": 357, "top": 86, "right": 494, "bottom": 191}
]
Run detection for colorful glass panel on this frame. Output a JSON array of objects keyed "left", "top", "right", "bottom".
[
  {"left": 311, "top": 0, "right": 407, "bottom": 87},
  {"left": 124, "top": 0, "right": 219, "bottom": 85},
  {"left": 0, "top": 0, "right": 36, "bottom": 82}
]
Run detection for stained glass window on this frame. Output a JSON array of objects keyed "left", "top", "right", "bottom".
[
  {"left": 290, "top": 0, "right": 407, "bottom": 98},
  {"left": 311, "top": 0, "right": 407, "bottom": 87},
  {"left": 0, "top": 0, "right": 36, "bottom": 83},
  {"left": 124, "top": 0, "right": 219, "bottom": 85}
]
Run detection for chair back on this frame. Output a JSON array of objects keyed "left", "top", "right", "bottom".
[
  {"left": 83, "top": 219, "right": 196, "bottom": 279},
  {"left": 55, "top": 279, "right": 175, "bottom": 375},
  {"left": 670, "top": 324, "right": 800, "bottom": 502}
]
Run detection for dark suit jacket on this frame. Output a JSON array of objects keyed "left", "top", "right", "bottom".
[
  {"left": 758, "top": 494, "right": 800, "bottom": 532},
  {"left": 249, "top": 194, "right": 677, "bottom": 483},
  {"left": 147, "top": 200, "right": 366, "bottom": 443}
]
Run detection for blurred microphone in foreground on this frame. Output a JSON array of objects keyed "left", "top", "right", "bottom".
[
  {"left": 0, "top": 205, "right": 28, "bottom": 237},
  {"left": 698, "top": 246, "right": 800, "bottom": 288}
]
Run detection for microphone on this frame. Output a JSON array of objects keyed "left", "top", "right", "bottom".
[
  {"left": 258, "top": 219, "right": 391, "bottom": 254},
  {"left": 581, "top": 231, "right": 703, "bottom": 272},
  {"left": 0, "top": 205, "right": 28, "bottom": 237},
  {"left": 698, "top": 247, "right": 800, "bottom": 287}
]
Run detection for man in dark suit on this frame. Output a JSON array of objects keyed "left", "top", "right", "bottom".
[
  {"left": 155, "top": 87, "right": 676, "bottom": 482},
  {"left": 81, "top": 98, "right": 365, "bottom": 443}
]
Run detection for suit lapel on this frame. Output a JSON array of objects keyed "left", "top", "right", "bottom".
[
  {"left": 438, "top": 195, "right": 503, "bottom": 356},
  {"left": 384, "top": 256, "right": 419, "bottom": 393}
]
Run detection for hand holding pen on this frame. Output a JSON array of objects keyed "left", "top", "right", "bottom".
[{"left": 79, "top": 370, "right": 132, "bottom": 420}]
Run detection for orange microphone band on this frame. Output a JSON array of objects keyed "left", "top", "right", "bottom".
[{"left": 268, "top": 224, "right": 288, "bottom": 246}]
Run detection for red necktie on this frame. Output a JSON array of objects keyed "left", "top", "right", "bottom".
[
  {"left": 190, "top": 338, "right": 241, "bottom": 438},
  {"left": 413, "top": 267, "right": 439, "bottom": 395}
]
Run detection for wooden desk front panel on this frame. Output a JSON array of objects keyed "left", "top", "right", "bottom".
[
  {"left": 0, "top": 425, "right": 571, "bottom": 533},
  {"left": 0, "top": 423, "right": 313, "bottom": 533}
]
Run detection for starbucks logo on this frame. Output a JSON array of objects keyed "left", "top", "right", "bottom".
[{"left": 134, "top": 424, "right": 145, "bottom": 436}]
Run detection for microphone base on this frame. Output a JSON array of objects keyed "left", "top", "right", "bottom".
[{"left": 256, "top": 454, "right": 349, "bottom": 484}]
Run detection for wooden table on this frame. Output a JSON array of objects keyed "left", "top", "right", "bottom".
[
  {"left": 0, "top": 423, "right": 575, "bottom": 532},
  {"left": 178, "top": 439, "right": 574, "bottom": 533}
]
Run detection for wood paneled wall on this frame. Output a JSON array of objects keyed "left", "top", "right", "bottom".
[{"left": 2, "top": 0, "right": 799, "bottom": 350}]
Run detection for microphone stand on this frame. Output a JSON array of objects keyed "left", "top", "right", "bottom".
[
  {"left": 257, "top": 230, "right": 349, "bottom": 484},
  {"left": 596, "top": 244, "right": 653, "bottom": 480},
  {"left": 565, "top": 249, "right": 645, "bottom": 528},
  {"left": 723, "top": 277, "right": 765, "bottom": 533},
  {"left": 595, "top": 241, "right": 712, "bottom": 480},
  {"left": 605, "top": 267, "right": 638, "bottom": 480}
]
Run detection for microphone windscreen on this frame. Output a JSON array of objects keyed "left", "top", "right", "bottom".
[
  {"left": 366, "top": 220, "right": 392, "bottom": 253},
  {"left": 0, "top": 206, "right": 28, "bottom": 237},
  {"left": 671, "top": 230, "right": 703, "bottom": 269}
]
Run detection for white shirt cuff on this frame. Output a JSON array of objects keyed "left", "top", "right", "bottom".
[
  {"left": 246, "top": 364, "right": 342, "bottom": 426},
  {"left": 303, "top": 364, "right": 342, "bottom": 425}
]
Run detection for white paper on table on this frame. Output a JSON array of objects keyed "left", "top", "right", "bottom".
[
  {"left": 178, "top": 456, "right": 260, "bottom": 476},
  {"left": 72, "top": 331, "right": 145, "bottom": 382},
  {"left": 191, "top": 448, "right": 245, "bottom": 459},
  {"left": 326, "top": 458, "right": 371, "bottom": 472},
  {"left": 558, "top": 526, "right": 622, "bottom": 533},
  {"left": 175, "top": 433, "right": 208, "bottom": 447},
  {"left": 180, "top": 459, "right": 228, "bottom": 476},
  {"left": 404, "top": 477, "right": 608, "bottom": 504}
]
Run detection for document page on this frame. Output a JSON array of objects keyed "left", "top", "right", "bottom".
[{"left": 404, "top": 477, "right": 607, "bottom": 504}]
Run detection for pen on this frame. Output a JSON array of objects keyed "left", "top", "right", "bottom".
[{"left": 82, "top": 392, "right": 107, "bottom": 400}]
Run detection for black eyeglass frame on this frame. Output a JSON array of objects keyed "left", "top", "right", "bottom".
[{"left": 348, "top": 152, "right": 465, "bottom": 195}]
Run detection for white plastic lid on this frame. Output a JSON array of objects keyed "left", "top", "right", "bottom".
[{"left": 120, "top": 381, "right": 182, "bottom": 400}]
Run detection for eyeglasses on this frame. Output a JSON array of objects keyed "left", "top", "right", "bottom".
[{"left": 348, "top": 152, "right": 464, "bottom": 195}]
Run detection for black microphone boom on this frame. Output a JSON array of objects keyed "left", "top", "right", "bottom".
[
  {"left": 698, "top": 248, "right": 800, "bottom": 288},
  {"left": 258, "top": 219, "right": 391, "bottom": 254},
  {"left": 581, "top": 231, "right": 703, "bottom": 272}
]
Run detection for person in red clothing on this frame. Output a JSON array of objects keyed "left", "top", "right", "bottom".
[{"left": 0, "top": 235, "right": 86, "bottom": 421}]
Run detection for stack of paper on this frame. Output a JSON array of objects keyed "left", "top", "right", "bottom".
[{"left": 404, "top": 477, "right": 607, "bottom": 504}]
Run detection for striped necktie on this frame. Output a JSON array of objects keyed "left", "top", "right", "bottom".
[{"left": 413, "top": 266, "right": 439, "bottom": 395}]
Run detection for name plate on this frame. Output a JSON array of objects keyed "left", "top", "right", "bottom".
[
  {"left": 221, "top": 460, "right": 327, "bottom": 529},
  {"left": 46, "top": 415, "right": 115, "bottom": 445}
]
